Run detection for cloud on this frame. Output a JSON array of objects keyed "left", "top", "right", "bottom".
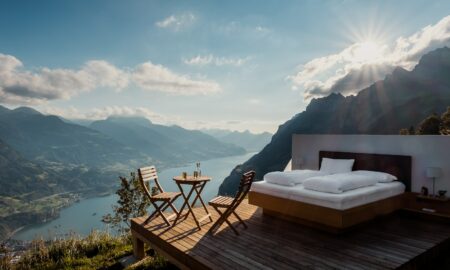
[
  {"left": 132, "top": 62, "right": 220, "bottom": 95},
  {"left": 255, "top": 26, "right": 271, "bottom": 35},
  {"left": 155, "top": 13, "right": 196, "bottom": 31},
  {"left": 0, "top": 54, "right": 22, "bottom": 73},
  {"left": 0, "top": 56, "right": 96, "bottom": 105},
  {"left": 290, "top": 15, "right": 450, "bottom": 99},
  {"left": 82, "top": 60, "right": 129, "bottom": 90},
  {"left": 183, "top": 55, "right": 250, "bottom": 67},
  {"left": 0, "top": 54, "right": 220, "bottom": 105},
  {"left": 248, "top": 98, "right": 262, "bottom": 105},
  {"left": 303, "top": 64, "right": 396, "bottom": 99},
  {"left": 218, "top": 21, "right": 271, "bottom": 38},
  {"left": 41, "top": 105, "right": 170, "bottom": 124}
]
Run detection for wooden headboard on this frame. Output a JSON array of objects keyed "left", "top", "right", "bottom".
[{"left": 319, "top": 151, "right": 412, "bottom": 192}]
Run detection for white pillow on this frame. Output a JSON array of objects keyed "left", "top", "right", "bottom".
[
  {"left": 351, "top": 170, "right": 397, "bottom": 183},
  {"left": 264, "top": 170, "right": 329, "bottom": 186},
  {"left": 320, "top": 158, "right": 354, "bottom": 174},
  {"left": 303, "top": 173, "right": 378, "bottom": 193}
]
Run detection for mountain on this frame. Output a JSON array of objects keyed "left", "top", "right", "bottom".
[
  {"left": 0, "top": 107, "right": 150, "bottom": 167},
  {"left": 0, "top": 129, "right": 129, "bottom": 241},
  {"left": 203, "top": 129, "right": 272, "bottom": 152},
  {"left": 0, "top": 138, "right": 62, "bottom": 199},
  {"left": 64, "top": 119, "right": 94, "bottom": 127},
  {"left": 219, "top": 47, "right": 450, "bottom": 195},
  {"left": 90, "top": 116, "right": 246, "bottom": 164}
]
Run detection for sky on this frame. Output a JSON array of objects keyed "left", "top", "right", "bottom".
[{"left": 1, "top": 0, "right": 450, "bottom": 133}]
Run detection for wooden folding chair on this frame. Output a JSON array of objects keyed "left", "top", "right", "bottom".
[
  {"left": 138, "top": 166, "right": 181, "bottom": 226},
  {"left": 208, "top": 170, "right": 256, "bottom": 235}
]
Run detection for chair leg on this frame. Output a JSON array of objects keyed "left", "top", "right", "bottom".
[
  {"left": 232, "top": 211, "right": 247, "bottom": 229},
  {"left": 145, "top": 201, "right": 172, "bottom": 226},
  {"left": 158, "top": 204, "right": 171, "bottom": 226},
  {"left": 144, "top": 200, "right": 163, "bottom": 224},
  {"left": 167, "top": 200, "right": 179, "bottom": 215},
  {"left": 208, "top": 206, "right": 226, "bottom": 234},
  {"left": 208, "top": 206, "right": 239, "bottom": 235}
]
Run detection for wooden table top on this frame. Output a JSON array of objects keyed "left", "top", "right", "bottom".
[{"left": 173, "top": 175, "right": 211, "bottom": 183}]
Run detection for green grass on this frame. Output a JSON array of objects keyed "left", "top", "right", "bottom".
[{"left": 1, "top": 231, "right": 176, "bottom": 270}]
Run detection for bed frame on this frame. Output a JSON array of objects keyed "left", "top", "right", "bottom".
[{"left": 248, "top": 151, "right": 412, "bottom": 233}]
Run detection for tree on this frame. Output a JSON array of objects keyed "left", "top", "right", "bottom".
[
  {"left": 408, "top": 126, "right": 416, "bottom": 135},
  {"left": 102, "top": 172, "right": 151, "bottom": 234},
  {"left": 417, "top": 113, "right": 441, "bottom": 135},
  {"left": 440, "top": 107, "right": 450, "bottom": 135}
]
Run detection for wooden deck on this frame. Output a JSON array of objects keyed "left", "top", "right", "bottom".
[{"left": 130, "top": 200, "right": 450, "bottom": 270}]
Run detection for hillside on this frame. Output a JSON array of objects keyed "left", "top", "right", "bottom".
[
  {"left": 0, "top": 138, "right": 121, "bottom": 240},
  {"left": 202, "top": 129, "right": 272, "bottom": 152},
  {"left": 219, "top": 47, "right": 450, "bottom": 195},
  {"left": 0, "top": 139, "right": 61, "bottom": 199},
  {"left": 0, "top": 107, "right": 151, "bottom": 167},
  {"left": 90, "top": 116, "right": 245, "bottom": 164}
]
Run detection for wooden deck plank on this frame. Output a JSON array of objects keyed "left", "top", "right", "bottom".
[
  {"left": 173, "top": 211, "right": 298, "bottom": 270},
  {"left": 234, "top": 209, "right": 399, "bottom": 269},
  {"left": 232, "top": 215, "right": 375, "bottom": 270},
  {"left": 220, "top": 207, "right": 382, "bottom": 269},
  {"left": 131, "top": 200, "right": 450, "bottom": 270}
]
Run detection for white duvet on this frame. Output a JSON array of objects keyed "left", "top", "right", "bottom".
[
  {"left": 303, "top": 173, "right": 378, "bottom": 194},
  {"left": 264, "top": 170, "right": 329, "bottom": 186}
]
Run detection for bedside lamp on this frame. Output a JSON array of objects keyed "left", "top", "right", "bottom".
[{"left": 426, "top": 167, "right": 442, "bottom": 196}]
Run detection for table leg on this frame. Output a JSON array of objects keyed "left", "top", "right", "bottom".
[
  {"left": 173, "top": 183, "right": 201, "bottom": 229},
  {"left": 172, "top": 183, "right": 189, "bottom": 227},
  {"left": 185, "top": 183, "right": 201, "bottom": 229},
  {"left": 191, "top": 182, "right": 213, "bottom": 222}
]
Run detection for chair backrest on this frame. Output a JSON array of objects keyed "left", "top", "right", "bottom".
[
  {"left": 138, "top": 166, "right": 164, "bottom": 199},
  {"left": 231, "top": 170, "right": 256, "bottom": 207}
]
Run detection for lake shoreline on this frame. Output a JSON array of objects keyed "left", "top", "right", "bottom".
[{"left": 11, "top": 152, "right": 255, "bottom": 241}]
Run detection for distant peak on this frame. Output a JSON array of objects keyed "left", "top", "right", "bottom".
[
  {"left": 311, "top": 92, "right": 344, "bottom": 103},
  {"left": 106, "top": 115, "right": 153, "bottom": 126},
  {"left": 0, "top": 105, "right": 10, "bottom": 113},
  {"left": 392, "top": 66, "right": 408, "bottom": 74},
  {"left": 415, "top": 46, "right": 450, "bottom": 67},
  {"left": 12, "top": 106, "right": 42, "bottom": 115},
  {"left": 390, "top": 66, "right": 410, "bottom": 78}
]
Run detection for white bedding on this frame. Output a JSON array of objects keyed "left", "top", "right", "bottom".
[
  {"left": 251, "top": 180, "right": 405, "bottom": 210},
  {"left": 303, "top": 173, "right": 378, "bottom": 193},
  {"left": 264, "top": 170, "right": 329, "bottom": 186}
]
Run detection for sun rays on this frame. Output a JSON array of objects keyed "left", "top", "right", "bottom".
[{"left": 351, "top": 41, "right": 386, "bottom": 64}]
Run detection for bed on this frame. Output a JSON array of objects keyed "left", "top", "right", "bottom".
[{"left": 248, "top": 151, "right": 412, "bottom": 232}]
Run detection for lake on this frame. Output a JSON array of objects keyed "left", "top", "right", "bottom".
[{"left": 14, "top": 152, "right": 255, "bottom": 240}]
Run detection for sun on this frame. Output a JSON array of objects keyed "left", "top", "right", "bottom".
[{"left": 352, "top": 41, "right": 385, "bottom": 63}]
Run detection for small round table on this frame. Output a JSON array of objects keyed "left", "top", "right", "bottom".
[{"left": 172, "top": 175, "right": 213, "bottom": 229}]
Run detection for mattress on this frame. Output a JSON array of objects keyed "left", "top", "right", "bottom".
[{"left": 250, "top": 180, "right": 405, "bottom": 210}]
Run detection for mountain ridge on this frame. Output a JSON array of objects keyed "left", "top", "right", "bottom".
[
  {"left": 202, "top": 128, "right": 272, "bottom": 152},
  {"left": 89, "top": 116, "right": 246, "bottom": 164},
  {"left": 218, "top": 47, "right": 450, "bottom": 195},
  {"left": 0, "top": 107, "right": 148, "bottom": 167}
]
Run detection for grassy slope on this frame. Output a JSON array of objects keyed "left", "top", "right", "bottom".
[{"left": 1, "top": 231, "right": 176, "bottom": 270}]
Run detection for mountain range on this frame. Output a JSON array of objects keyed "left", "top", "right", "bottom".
[
  {"left": 0, "top": 107, "right": 148, "bottom": 168},
  {"left": 202, "top": 129, "right": 272, "bottom": 152},
  {"left": 89, "top": 116, "right": 246, "bottom": 164},
  {"left": 219, "top": 46, "right": 450, "bottom": 195}
]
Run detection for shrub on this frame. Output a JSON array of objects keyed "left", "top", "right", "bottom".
[{"left": 102, "top": 172, "right": 151, "bottom": 234}]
